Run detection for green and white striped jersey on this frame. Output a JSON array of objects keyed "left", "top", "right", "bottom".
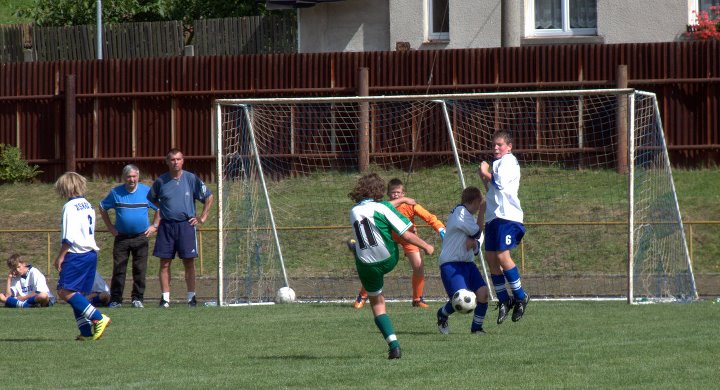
[{"left": 349, "top": 199, "right": 412, "bottom": 264}]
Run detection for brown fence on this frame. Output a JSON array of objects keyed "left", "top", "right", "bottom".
[
  {"left": 193, "top": 14, "right": 297, "bottom": 56},
  {"left": 0, "top": 41, "right": 718, "bottom": 182}
]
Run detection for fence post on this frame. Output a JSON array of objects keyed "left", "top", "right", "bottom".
[
  {"left": 65, "top": 75, "right": 76, "bottom": 173},
  {"left": 616, "top": 64, "right": 628, "bottom": 174},
  {"left": 357, "top": 67, "right": 369, "bottom": 172}
]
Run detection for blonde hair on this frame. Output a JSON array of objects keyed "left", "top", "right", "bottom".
[{"left": 54, "top": 172, "right": 87, "bottom": 198}]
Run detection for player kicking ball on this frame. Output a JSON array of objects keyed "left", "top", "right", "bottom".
[{"left": 436, "top": 186, "right": 490, "bottom": 334}]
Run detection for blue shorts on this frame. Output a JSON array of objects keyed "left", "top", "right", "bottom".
[
  {"left": 484, "top": 218, "right": 525, "bottom": 251},
  {"left": 57, "top": 251, "right": 97, "bottom": 293},
  {"left": 153, "top": 220, "right": 198, "bottom": 259},
  {"left": 440, "top": 262, "right": 486, "bottom": 298}
]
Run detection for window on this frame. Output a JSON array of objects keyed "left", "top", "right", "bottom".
[
  {"left": 527, "top": 0, "right": 597, "bottom": 37},
  {"left": 689, "top": 0, "right": 720, "bottom": 24},
  {"left": 427, "top": 0, "right": 449, "bottom": 41}
]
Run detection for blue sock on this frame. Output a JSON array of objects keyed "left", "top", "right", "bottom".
[
  {"left": 438, "top": 301, "right": 455, "bottom": 319},
  {"left": 471, "top": 302, "right": 489, "bottom": 332},
  {"left": 492, "top": 274, "right": 511, "bottom": 303},
  {"left": 73, "top": 306, "right": 93, "bottom": 337},
  {"left": 24, "top": 296, "right": 37, "bottom": 307},
  {"left": 67, "top": 293, "right": 103, "bottom": 322},
  {"left": 504, "top": 266, "right": 527, "bottom": 301},
  {"left": 5, "top": 296, "right": 27, "bottom": 308}
]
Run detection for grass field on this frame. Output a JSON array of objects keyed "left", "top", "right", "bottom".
[{"left": 2, "top": 300, "right": 718, "bottom": 389}]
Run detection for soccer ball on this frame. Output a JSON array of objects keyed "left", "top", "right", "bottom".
[
  {"left": 451, "top": 288, "right": 477, "bottom": 314},
  {"left": 275, "top": 286, "right": 296, "bottom": 304}
]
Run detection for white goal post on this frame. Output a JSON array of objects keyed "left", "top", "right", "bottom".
[{"left": 214, "top": 89, "right": 698, "bottom": 306}]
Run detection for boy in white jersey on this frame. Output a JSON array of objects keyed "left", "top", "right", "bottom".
[
  {"left": 348, "top": 173, "right": 434, "bottom": 359},
  {"left": 478, "top": 130, "right": 529, "bottom": 323},
  {"left": 0, "top": 254, "right": 55, "bottom": 308},
  {"left": 54, "top": 172, "right": 111, "bottom": 341},
  {"left": 436, "top": 186, "right": 490, "bottom": 334}
]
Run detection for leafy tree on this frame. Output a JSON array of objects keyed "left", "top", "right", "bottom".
[{"left": 0, "top": 144, "right": 41, "bottom": 184}]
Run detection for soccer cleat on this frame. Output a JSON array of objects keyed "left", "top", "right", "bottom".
[
  {"left": 92, "top": 314, "right": 111, "bottom": 340},
  {"left": 108, "top": 301, "right": 122, "bottom": 308},
  {"left": 188, "top": 296, "right": 197, "bottom": 307},
  {"left": 353, "top": 294, "right": 367, "bottom": 309},
  {"left": 412, "top": 298, "right": 429, "bottom": 308},
  {"left": 388, "top": 346, "right": 402, "bottom": 359},
  {"left": 437, "top": 311, "right": 449, "bottom": 334},
  {"left": 346, "top": 238, "right": 357, "bottom": 252},
  {"left": 496, "top": 297, "right": 514, "bottom": 324},
  {"left": 471, "top": 328, "right": 487, "bottom": 335},
  {"left": 511, "top": 295, "right": 530, "bottom": 322},
  {"left": 131, "top": 300, "right": 144, "bottom": 308},
  {"left": 159, "top": 299, "right": 170, "bottom": 308}
]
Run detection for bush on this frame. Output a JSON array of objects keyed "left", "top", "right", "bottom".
[{"left": 0, "top": 144, "right": 42, "bottom": 183}]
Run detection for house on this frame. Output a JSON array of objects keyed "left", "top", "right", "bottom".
[{"left": 285, "top": 0, "right": 717, "bottom": 52}]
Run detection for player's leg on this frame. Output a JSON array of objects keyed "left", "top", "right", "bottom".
[
  {"left": 358, "top": 257, "right": 401, "bottom": 359},
  {"left": 110, "top": 236, "right": 130, "bottom": 306},
  {"left": 468, "top": 265, "right": 489, "bottom": 334},
  {"left": 406, "top": 250, "right": 428, "bottom": 308},
  {"left": 33, "top": 292, "right": 50, "bottom": 307},
  {"left": 158, "top": 259, "right": 172, "bottom": 307},
  {"left": 153, "top": 222, "right": 175, "bottom": 307},
  {"left": 177, "top": 221, "right": 199, "bottom": 306},
  {"left": 437, "top": 262, "right": 470, "bottom": 334},
  {"left": 484, "top": 219, "right": 514, "bottom": 324},
  {"left": 354, "top": 286, "right": 368, "bottom": 309},
  {"left": 495, "top": 221, "right": 528, "bottom": 322},
  {"left": 130, "top": 236, "right": 149, "bottom": 307},
  {"left": 58, "top": 252, "right": 110, "bottom": 340},
  {"left": 182, "top": 258, "right": 197, "bottom": 306}
]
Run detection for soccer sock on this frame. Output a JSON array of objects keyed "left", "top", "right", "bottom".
[
  {"left": 73, "top": 306, "right": 93, "bottom": 337},
  {"left": 5, "top": 296, "right": 26, "bottom": 308},
  {"left": 411, "top": 274, "right": 424, "bottom": 301},
  {"left": 90, "top": 295, "right": 104, "bottom": 306},
  {"left": 187, "top": 292, "right": 196, "bottom": 301},
  {"left": 438, "top": 301, "right": 455, "bottom": 318},
  {"left": 374, "top": 314, "right": 399, "bottom": 349},
  {"left": 67, "top": 293, "right": 103, "bottom": 322},
  {"left": 471, "top": 302, "right": 489, "bottom": 332},
  {"left": 161, "top": 292, "right": 170, "bottom": 302},
  {"left": 24, "top": 296, "right": 37, "bottom": 307},
  {"left": 492, "top": 274, "right": 511, "bottom": 303},
  {"left": 504, "top": 266, "right": 527, "bottom": 301}
]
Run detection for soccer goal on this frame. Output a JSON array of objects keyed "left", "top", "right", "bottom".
[{"left": 214, "top": 89, "right": 698, "bottom": 306}]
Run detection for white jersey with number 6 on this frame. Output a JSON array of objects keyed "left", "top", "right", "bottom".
[{"left": 349, "top": 199, "right": 412, "bottom": 264}]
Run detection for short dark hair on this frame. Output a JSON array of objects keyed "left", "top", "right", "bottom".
[
  {"left": 493, "top": 130, "right": 513, "bottom": 146},
  {"left": 461, "top": 186, "right": 483, "bottom": 204}
]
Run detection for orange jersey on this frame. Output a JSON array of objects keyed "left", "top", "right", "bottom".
[{"left": 392, "top": 203, "right": 445, "bottom": 253}]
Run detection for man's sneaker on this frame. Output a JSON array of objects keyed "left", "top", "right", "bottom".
[
  {"left": 412, "top": 298, "right": 429, "bottom": 308},
  {"left": 188, "top": 296, "right": 197, "bottom": 307},
  {"left": 496, "top": 297, "right": 514, "bottom": 324},
  {"left": 511, "top": 295, "right": 530, "bottom": 322},
  {"left": 131, "top": 300, "right": 144, "bottom": 308},
  {"left": 159, "top": 299, "right": 170, "bottom": 308},
  {"left": 108, "top": 301, "right": 122, "bottom": 308},
  {"left": 353, "top": 294, "right": 367, "bottom": 309},
  {"left": 92, "top": 314, "right": 111, "bottom": 340},
  {"left": 388, "top": 346, "right": 402, "bottom": 360},
  {"left": 437, "top": 311, "right": 449, "bottom": 334},
  {"left": 471, "top": 327, "right": 486, "bottom": 335}
]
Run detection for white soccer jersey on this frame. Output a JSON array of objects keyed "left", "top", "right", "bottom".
[
  {"left": 485, "top": 153, "right": 524, "bottom": 223},
  {"left": 9, "top": 266, "right": 54, "bottom": 300},
  {"left": 439, "top": 205, "right": 482, "bottom": 265},
  {"left": 349, "top": 199, "right": 412, "bottom": 264},
  {"left": 60, "top": 197, "right": 100, "bottom": 253},
  {"left": 92, "top": 272, "right": 110, "bottom": 293}
]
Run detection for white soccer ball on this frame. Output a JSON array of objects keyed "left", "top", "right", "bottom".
[
  {"left": 275, "top": 286, "right": 296, "bottom": 304},
  {"left": 451, "top": 288, "right": 477, "bottom": 314}
]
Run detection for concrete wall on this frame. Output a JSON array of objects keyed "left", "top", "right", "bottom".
[
  {"left": 298, "top": 0, "right": 390, "bottom": 53},
  {"left": 597, "top": 0, "right": 688, "bottom": 44}
]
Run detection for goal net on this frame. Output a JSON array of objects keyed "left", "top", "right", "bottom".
[{"left": 214, "top": 89, "right": 697, "bottom": 305}]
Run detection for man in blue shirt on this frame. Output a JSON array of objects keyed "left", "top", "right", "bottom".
[
  {"left": 148, "top": 149, "right": 213, "bottom": 308},
  {"left": 100, "top": 164, "right": 160, "bottom": 309}
]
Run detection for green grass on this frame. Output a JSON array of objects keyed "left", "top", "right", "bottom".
[{"left": 2, "top": 301, "right": 719, "bottom": 389}]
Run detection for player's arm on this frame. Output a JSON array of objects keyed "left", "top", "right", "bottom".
[
  {"left": 399, "top": 230, "right": 434, "bottom": 255},
  {"left": 5, "top": 273, "right": 12, "bottom": 296},
  {"left": 145, "top": 210, "right": 161, "bottom": 237},
  {"left": 99, "top": 207, "right": 118, "bottom": 237},
  {"left": 413, "top": 204, "right": 445, "bottom": 237},
  {"left": 389, "top": 196, "right": 416, "bottom": 207},
  {"left": 54, "top": 243, "right": 71, "bottom": 273}
]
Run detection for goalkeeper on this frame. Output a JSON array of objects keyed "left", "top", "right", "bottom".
[
  {"left": 478, "top": 130, "right": 529, "bottom": 323},
  {"left": 348, "top": 173, "right": 434, "bottom": 360},
  {"left": 353, "top": 178, "right": 445, "bottom": 309}
]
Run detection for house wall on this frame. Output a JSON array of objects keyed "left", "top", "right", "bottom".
[
  {"left": 298, "top": 0, "right": 390, "bottom": 52},
  {"left": 597, "top": 0, "right": 687, "bottom": 44}
]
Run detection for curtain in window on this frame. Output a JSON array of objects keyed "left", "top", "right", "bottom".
[
  {"left": 535, "top": 0, "right": 561, "bottom": 29},
  {"left": 700, "top": 0, "right": 720, "bottom": 13},
  {"left": 570, "top": 0, "right": 596, "bottom": 28}
]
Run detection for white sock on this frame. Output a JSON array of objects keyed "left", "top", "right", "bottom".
[
  {"left": 187, "top": 292, "right": 196, "bottom": 301},
  {"left": 161, "top": 292, "right": 170, "bottom": 302}
]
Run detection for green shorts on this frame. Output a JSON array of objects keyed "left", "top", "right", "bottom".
[{"left": 355, "top": 255, "right": 399, "bottom": 295}]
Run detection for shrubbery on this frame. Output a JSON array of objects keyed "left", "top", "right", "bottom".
[{"left": 0, "top": 144, "right": 42, "bottom": 183}]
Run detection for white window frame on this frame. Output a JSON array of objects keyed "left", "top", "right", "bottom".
[
  {"left": 425, "top": 0, "right": 449, "bottom": 41},
  {"left": 525, "top": 0, "right": 597, "bottom": 37},
  {"left": 688, "top": 0, "right": 720, "bottom": 24}
]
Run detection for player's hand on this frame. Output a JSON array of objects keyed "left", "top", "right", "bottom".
[
  {"left": 54, "top": 256, "right": 64, "bottom": 272},
  {"left": 423, "top": 244, "right": 434, "bottom": 256}
]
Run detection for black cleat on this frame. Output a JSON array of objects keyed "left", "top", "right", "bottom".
[
  {"left": 388, "top": 346, "right": 402, "bottom": 359},
  {"left": 188, "top": 296, "right": 197, "bottom": 307},
  {"left": 471, "top": 327, "right": 486, "bottom": 335},
  {"left": 159, "top": 299, "right": 170, "bottom": 308},
  {"left": 437, "top": 309, "right": 449, "bottom": 334},
  {"left": 496, "top": 298, "right": 514, "bottom": 324},
  {"left": 511, "top": 295, "right": 529, "bottom": 322}
]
